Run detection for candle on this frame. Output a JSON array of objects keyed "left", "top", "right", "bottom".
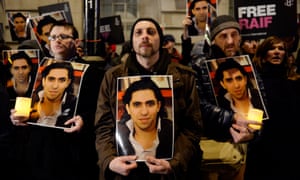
[
  {"left": 247, "top": 108, "right": 263, "bottom": 130},
  {"left": 14, "top": 97, "right": 32, "bottom": 118}
]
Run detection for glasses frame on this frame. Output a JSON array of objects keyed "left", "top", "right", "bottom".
[{"left": 48, "top": 34, "right": 74, "bottom": 41}]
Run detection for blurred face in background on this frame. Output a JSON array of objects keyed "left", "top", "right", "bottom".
[
  {"left": 163, "top": 40, "right": 175, "bottom": 54},
  {"left": 241, "top": 40, "right": 258, "bottom": 55},
  {"left": 265, "top": 42, "right": 286, "bottom": 65},
  {"left": 39, "top": 23, "right": 54, "bottom": 45}
]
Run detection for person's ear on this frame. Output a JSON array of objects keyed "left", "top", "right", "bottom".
[
  {"left": 157, "top": 101, "right": 161, "bottom": 112},
  {"left": 125, "top": 104, "right": 131, "bottom": 115},
  {"left": 220, "top": 81, "right": 226, "bottom": 89},
  {"left": 74, "top": 39, "right": 82, "bottom": 47},
  {"left": 67, "top": 78, "right": 71, "bottom": 86}
]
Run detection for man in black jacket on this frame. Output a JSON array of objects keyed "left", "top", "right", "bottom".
[
  {"left": 10, "top": 22, "right": 103, "bottom": 180},
  {"left": 194, "top": 15, "right": 262, "bottom": 180}
]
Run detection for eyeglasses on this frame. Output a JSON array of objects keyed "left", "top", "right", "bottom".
[{"left": 48, "top": 34, "right": 74, "bottom": 41}]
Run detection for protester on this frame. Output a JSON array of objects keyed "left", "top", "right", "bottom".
[
  {"left": 119, "top": 40, "right": 132, "bottom": 64},
  {"left": 192, "top": 15, "right": 262, "bottom": 180},
  {"left": 240, "top": 39, "right": 259, "bottom": 60},
  {"left": 0, "top": 81, "right": 14, "bottom": 179},
  {"left": 0, "top": 42, "right": 12, "bottom": 85},
  {"left": 35, "top": 15, "right": 58, "bottom": 57},
  {"left": 95, "top": 17, "right": 203, "bottom": 180},
  {"left": 245, "top": 36, "right": 300, "bottom": 179},
  {"left": 163, "top": 34, "right": 182, "bottom": 63},
  {"left": 104, "top": 42, "right": 121, "bottom": 69},
  {"left": 10, "top": 22, "right": 102, "bottom": 180}
]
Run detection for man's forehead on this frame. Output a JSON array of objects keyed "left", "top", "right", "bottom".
[
  {"left": 12, "top": 59, "right": 28, "bottom": 65},
  {"left": 223, "top": 68, "right": 243, "bottom": 76},
  {"left": 134, "top": 21, "right": 156, "bottom": 30},
  {"left": 51, "top": 26, "right": 72, "bottom": 33},
  {"left": 14, "top": 17, "right": 25, "bottom": 22},
  {"left": 194, "top": 1, "right": 208, "bottom": 8},
  {"left": 217, "top": 28, "right": 240, "bottom": 36},
  {"left": 48, "top": 68, "right": 68, "bottom": 75}
]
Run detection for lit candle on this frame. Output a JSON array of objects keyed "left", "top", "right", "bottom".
[
  {"left": 247, "top": 108, "right": 263, "bottom": 130},
  {"left": 14, "top": 97, "right": 32, "bottom": 118}
]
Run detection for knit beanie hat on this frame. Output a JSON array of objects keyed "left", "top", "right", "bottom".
[
  {"left": 130, "top": 18, "right": 164, "bottom": 49},
  {"left": 210, "top": 15, "right": 240, "bottom": 41}
]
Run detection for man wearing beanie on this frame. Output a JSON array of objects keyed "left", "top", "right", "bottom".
[
  {"left": 209, "top": 15, "right": 241, "bottom": 57},
  {"left": 95, "top": 17, "right": 203, "bottom": 180},
  {"left": 192, "top": 15, "right": 260, "bottom": 180}
]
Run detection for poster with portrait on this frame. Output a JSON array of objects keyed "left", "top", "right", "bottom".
[
  {"left": 205, "top": 55, "right": 269, "bottom": 121},
  {"left": 116, "top": 75, "right": 174, "bottom": 161},
  {"left": 186, "top": 0, "right": 217, "bottom": 39},
  {"left": 38, "top": 2, "right": 73, "bottom": 23},
  {"left": 26, "top": 58, "right": 89, "bottom": 129},
  {"left": 29, "top": 11, "right": 69, "bottom": 57},
  {"left": 6, "top": 11, "right": 31, "bottom": 42},
  {"left": 1, "top": 49, "right": 40, "bottom": 108}
]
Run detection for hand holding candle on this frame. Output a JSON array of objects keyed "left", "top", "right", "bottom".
[
  {"left": 247, "top": 108, "right": 263, "bottom": 130},
  {"left": 14, "top": 97, "right": 32, "bottom": 120}
]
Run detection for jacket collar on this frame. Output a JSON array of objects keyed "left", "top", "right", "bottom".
[{"left": 125, "top": 49, "right": 171, "bottom": 75}]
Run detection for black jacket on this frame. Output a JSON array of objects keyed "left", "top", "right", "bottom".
[
  {"left": 192, "top": 45, "right": 238, "bottom": 140},
  {"left": 24, "top": 56, "right": 104, "bottom": 180},
  {"left": 245, "top": 63, "right": 300, "bottom": 179}
]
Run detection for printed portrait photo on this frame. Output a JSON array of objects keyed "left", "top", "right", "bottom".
[
  {"left": 205, "top": 55, "right": 269, "bottom": 121},
  {"left": 116, "top": 75, "right": 174, "bottom": 161}
]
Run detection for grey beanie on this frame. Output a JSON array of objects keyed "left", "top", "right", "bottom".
[{"left": 210, "top": 15, "right": 240, "bottom": 41}]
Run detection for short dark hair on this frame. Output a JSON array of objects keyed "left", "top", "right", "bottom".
[
  {"left": 189, "top": 0, "right": 208, "bottom": 10},
  {"left": 49, "top": 22, "right": 79, "bottom": 39},
  {"left": 42, "top": 62, "right": 74, "bottom": 93},
  {"left": 123, "top": 77, "right": 165, "bottom": 117},
  {"left": 189, "top": 0, "right": 208, "bottom": 17},
  {"left": 36, "top": 16, "right": 58, "bottom": 35},
  {"left": 12, "top": 13, "right": 26, "bottom": 21},
  {"left": 215, "top": 58, "right": 248, "bottom": 83},
  {"left": 10, "top": 51, "right": 33, "bottom": 67}
]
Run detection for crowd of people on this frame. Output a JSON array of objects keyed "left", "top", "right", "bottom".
[{"left": 1, "top": 1, "right": 300, "bottom": 180}]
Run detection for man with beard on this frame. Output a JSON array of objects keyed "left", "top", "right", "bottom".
[{"left": 95, "top": 18, "right": 203, "bottom": 180}]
